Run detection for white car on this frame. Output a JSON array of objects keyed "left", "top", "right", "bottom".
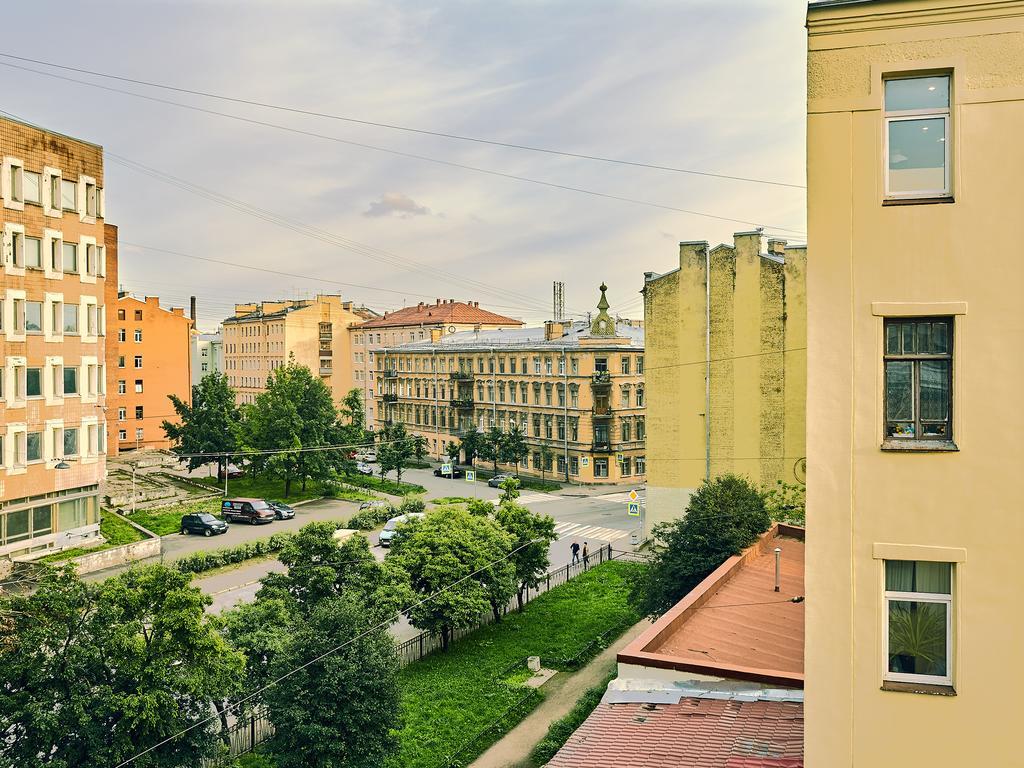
[
  {"left": 378, "top": 512, "right": 425, "bottom": 548},
  {"left": 356, "top": 461, "right": 374, "bottom": 475},
  {"left": 357, "top": 452, "right": 377, "bottom": 464}
]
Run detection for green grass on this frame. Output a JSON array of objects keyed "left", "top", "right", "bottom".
[
  {"left": 527, "top": 667, "right": 618, "bottom": 766},
  {"left": 471, "top": 469, "right": 562, "bottom": 493},
  {"left": 429, "top": 496, "right": 473, "bottom": 506},
  {"left": 195, "top": 475, "right": 323, "bottom": 503},
  {"left": 388, "top": 560, "right": 642, "bottom": 768},
  {"left": 34, "top": 511, "right": 150, "bottom": 564},
  {"left": 340, "top": 474, "right": 427, "bottom": 496},
  {"left": 326, "top": 486, "right": 380, "bottom": 503},
  {"left": 129, "top": 498, "right": 224, "bottom": 536}
]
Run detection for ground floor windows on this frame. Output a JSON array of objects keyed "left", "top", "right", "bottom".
[
  {"left": 594, "top": 458, "right": 608, "bottom": 478},
  {"left": 0, "top": 494, "right": 97, "bottom": 548},
  {"left": 884, "top": 559, "right": 953, "bottom": 686}
]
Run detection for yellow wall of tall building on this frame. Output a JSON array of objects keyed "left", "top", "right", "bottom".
[
  {"left": 805, "top": 2, "right": 1024, "bottom": 765},
  {"left": 643, "top": 233, "right": 806, "bottom": 535}
]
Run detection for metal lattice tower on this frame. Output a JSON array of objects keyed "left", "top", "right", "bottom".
[{"left": 553, "top": 281, "right": 565, "bottom": 322}]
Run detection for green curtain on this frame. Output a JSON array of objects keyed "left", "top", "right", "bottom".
[{"left": 886, "top": 560, "right": 951, "bottom": 594}]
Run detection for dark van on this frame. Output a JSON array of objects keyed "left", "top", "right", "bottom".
[{"left": 221, "top": 498, "right": 276, "bottom": 525}]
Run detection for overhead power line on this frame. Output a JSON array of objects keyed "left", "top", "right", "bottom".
[
  {"left": 0, "top": 51, "right": 807, "bottom": 191},
  {"left": 0, "top": 65, "right": 807, "bottom": 236}
]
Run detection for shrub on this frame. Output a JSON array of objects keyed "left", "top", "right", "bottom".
[
  {"left": 345, "top": 505, "right": 396, "bottom": 531},
  {"left": 764, "top": 480, "right": 806, "bottom": 526},
  {"left": 398, "top": 496, "right": 426, "bottom": 516}
]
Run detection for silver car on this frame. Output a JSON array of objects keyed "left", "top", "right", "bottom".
[{"left": 378, "top": 512, "right": 426, "bottom": 548}]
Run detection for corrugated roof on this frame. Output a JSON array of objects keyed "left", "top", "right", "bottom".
[
  {"left": 547, "top": 697, "right": 804, "bottom": 768},
  {"left": 381, "top": 319, "right": 644, "bottom": 352},
  {"left": 356, "top": 300, "right": 523, "bottom": 329}
]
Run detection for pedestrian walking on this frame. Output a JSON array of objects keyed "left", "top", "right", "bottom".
[
  {"left": 571, "top": 541, "right": 580, "bottom": 564},
  {"left": 582, "top": 542, "right": 590, "bottom": 568}
]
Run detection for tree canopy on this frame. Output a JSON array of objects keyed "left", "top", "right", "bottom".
[
  {"left": 499, "top": 424, "right": 529, "bottom": 475},
  {"left": 629, "top": 474, "right": 771, "bottom": 618},
  {"left": 376, "top": 421, "right": 421, "bottom": 486},
  {"left": 493, "top": 501, "right": 558, "bottom": 610},
  {"left": 162, "top": 372, "right": 240, "bottom": 475}
]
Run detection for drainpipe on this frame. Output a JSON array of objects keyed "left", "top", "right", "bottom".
[
  {"left": 562, "top": 346, "right": 569, "bottom": 483},
  {"left": 705, "top": 244, "right": 712, "bottom": 483},
  {"left": 432, "top": 348, "right": 439, "bottom": 460}
]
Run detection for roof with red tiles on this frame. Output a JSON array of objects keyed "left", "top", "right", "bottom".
[
  {"left": 355, "top": 299, "right": 523, "bottom": 329},
  {"left": 618, "top": 524, "right": 805, "bottom": 688},
  {"left": 546, "top": 697, "right": 804, "bottom": 768}
]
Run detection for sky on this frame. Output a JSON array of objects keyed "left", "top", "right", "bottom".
[{"left": 3, "top": 0, "right": 808, "bottom": 331}]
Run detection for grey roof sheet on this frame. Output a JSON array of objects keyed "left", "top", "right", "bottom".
[{"left": 381, "top": 320, "right": 644, "bottom": 352}]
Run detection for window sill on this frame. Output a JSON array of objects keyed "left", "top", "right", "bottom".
[
  {"left": 882, "top": 681, "right": 956, "bottom": 696},
  {"left": 882, "top": 196, "right": 955, "bottom": 207},
  {"left": 881, "top": 439, "right": 958, "bottom": 452}
]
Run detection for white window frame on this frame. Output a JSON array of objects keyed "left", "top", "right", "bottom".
[
  {"left": 883, "top": 74, "right": 952, "bottom": 200},
  {"left": 79, "top": 175, "right": 97, "bottom": 223},
  {"left": 2, "top": 157, "right": 25, "bottom": 211},
  {"left": 43, "top": 167, "right": 62, "bottom": 218},
  {"left": 883, "top": 577, "right": 953, "bottom": 687},
  {"left": 79, "top": 235, "right": 97, "bottom": 284},
  {"left": 43, "top": 229, "right": 63, "bottom": 280},
  {"left": 22, "top": 169, "right": 41, "bottom": 206}
]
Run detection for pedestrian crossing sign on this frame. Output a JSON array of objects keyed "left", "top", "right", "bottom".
[
  {"left": 465, "top": 470, "right": 476, "bottom": 482},
  {"left": 627, "top": 501, "right": 641, "bottom": 517},
  {"left": 441, "top": 463, "right": 452, "bottom": 475},
  {"left": 581, "top": 457, "right": 590, "bottom": 467}
]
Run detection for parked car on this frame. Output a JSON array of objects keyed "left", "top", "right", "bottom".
[
  {"left": 221, "top": 498, "right": 276, "bottom": 525},
  {"left": 356, "top": 452, "right": 377, "bottom": 464},
  {"left": 434, "top": 465, "right": 465, "bottom": 479},
  {"left": 217, "top": 463, "right": 244, "bottom": 480},
  {"left": 378, "top": 512, "right": 426, "bottom": 548},
  {"left": 355, "top": 461, "right": 374, "bottom": 476},
  {"left": 359, "top": 500, "right": 392, "bottom": 511},
  {"left": 487, "top": 473, "right": 518, "bottom": 488},
  {"left": 266, "top": 500, "right": 295, "bottom": 520},
  {"left": 180, "top": 513, "right": 228, "bottom": 537}
]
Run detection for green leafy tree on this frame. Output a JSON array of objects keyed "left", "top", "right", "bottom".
[
  {"left": 218, "top": 597, "right": 293, "bottom": 715},
  {"left": 478, "top": 426, "right": 505, "bottom": 473},
  {"left": 498, "top": 476, "right": 521, "bottom": 504},
  {"left": 500, "top": 424, "right": 529, "bottom": 476},
  {"left": 467, "top": 498, "right": 495, "bottom": 517},
  {"left": 493, "top": 502, "right": 558, "bottom": 610},
  {"left": 630, "top": 474, "right": 771, "bottom": 618},
  {"left": 445, "top": 440, "right": 461, "bottom": 466},
  {"left": 763, "top": 480, "right": 806, "bottom": 526},
  {"left": 242, "top": 358, "right": 344, "bottom": 497},
  {"left": 376, "top": 421, "right": 418, "bottom": 486},
  {"left": 162, "top": 372, "right": 240, "bottom": 478},
  {"left": 458, "top": 429, "right": 484, "bottom": 467},
  {"left": 538, "top": 444, "right": 554, "bottom": 481},
  {"left": 337, "top": 388, "right": 367, "bottom": 477},
  {"left": 264, "top": 595, "right": 400, "bottom": 768},
  {"left": 389, "top": 507, "right": 515, "bottom": 648},
  {"left": 0, "top": 565, "right": 244, "bottom": 767}
]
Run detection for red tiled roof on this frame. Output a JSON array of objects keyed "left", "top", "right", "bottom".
[
  {"left": 547, "top": 698, "right": 804, "bottom": 768},
  {"left": 356, "top": 300, "right": 523, "bottom": 329}
]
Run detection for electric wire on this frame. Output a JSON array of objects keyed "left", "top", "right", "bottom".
[{"left": 0, "top": 51, "right": 807, "bottom": 190}]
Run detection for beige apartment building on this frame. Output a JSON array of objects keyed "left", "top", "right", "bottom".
[
  {"left": 0, "top": 116, "right": 110, "bottom": 559},
  {"left": 350, "top": 299, "right": 522, "bottom": 429},
  {"left": 376, "top": 286, "right": 645, "bottom": 484},
  {"left": 223, "top": 295, "right": 374, "bottom": 406},
  {"left": 806, "top": 1, "right": 1024, "bottom": 764},
  {"left": 643, "top": 232, "right": 806, "bottom": 536}
]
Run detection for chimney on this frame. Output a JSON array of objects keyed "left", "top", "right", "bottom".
[
  {"left": 418, "top": 302, "right": 425, "bottom": 310},
  {"left": 474, "top": 301, "right": 479, "bottom": 308},
  {"left": 430, "top": 327, "right": 443, "bottom": 343},
  {"left": 190, "top": 295, "right": 197, "bottom": 320},
  {"left": 171, "top": 307, "right": 184, "bottom": 317},
  {"left": 767, "top": 238, "right": 787, "bottom": 256},
  {"left": 436, "top": 299, "right": 441, "bottom": 306},
  {"left": 544, "top": 321, "right": 564, "bottom": 341}
]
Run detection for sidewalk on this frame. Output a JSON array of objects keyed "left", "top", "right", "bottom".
[{"left": 469, "top": 617, "right": 651, "bottom": 768}]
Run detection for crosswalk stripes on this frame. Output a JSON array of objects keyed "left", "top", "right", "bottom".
[{"left": 552, "top": 520, "right": 631, "bottom": 543}]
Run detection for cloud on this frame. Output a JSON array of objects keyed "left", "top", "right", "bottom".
[{"left": 363, "top": 192, "right": 432, "bottom": 219}]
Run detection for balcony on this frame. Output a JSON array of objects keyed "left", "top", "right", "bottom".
[
  {"left": 382, "top": 369, "right": 398, "bottom": 379},
  {"left": 450, "top": 371, "right": 474, "bottom": 381},
  {"left": 450, "top": 397, "right": 474, "bottom": 409},
  {"left": 319, "top": 348, "right": 332, "bottom": 357},
  {"left": 591, "top": 371, "right": 611, "bottom": 388},
  {"left": 319, "top": 367, "right": 333, "bottom": 376},
  {"left": 380, "top": 393, "right": 398, "bottom": 403},
  {"left": 591, "top": 405, "right": 612, "bottom": 419},
  {"left": 591, "top": 440, "right": 612, "bottom": 453}
]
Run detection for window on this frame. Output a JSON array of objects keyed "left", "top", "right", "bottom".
[
  {"left": 884, "top": 74, "right": 951, "bottom": 199},
  {"left": 637, "top": 356, "right": 644, "bottom": 374},
  {"left": 61, "top": 179, "right": 77, "bottom": 211},
  {"left": 884, "top": 318, "right": 952, "bottom": 442},
  {"left": 621, "top": 357, "right": 630, "bottom": 374},
  {"left": 594, "top": 458, "right": 609, "bottom": 478},
  {"left": 135, "top": 405, "right": 144, "bottom": 419},
  {"left": 117, "top": 379, "right": 126, "bottom": 395},
  {"left": 621, "top": 457, "right": 631, "bottom": 476},
  {"left": 134, "top": 356, "right": 143, "bottom": 369},
  {"left": 621, "top": 421, "right": 631, "bottom": 441},
  {"left": 23, "top": 171, "right": 40, "bottom": 204},
  {"left": 636, "top": 456, "right": 646, "bottom": 474},
  {"left": 570, "top": 456, "right": 579, "bottom": 475},
  {"left": 24, "top": 236, "right": 41, "bottom": 269},
  {"left": 63, "top": 304, "right": 79, "bottom": 334},
  {"left": 63, "top": 367, "right": 79, "bottom": 395},
  {"left": 134, "top": 329, "right": 142, "bottom": 343},
  {"left": 533, "top": 357, "right": 541, "bottom": 374},
  {"left": 26, "top": 368, "right": 42, "bottom": 397},
  {"left": 545, "top": 357, "right": 553, "bottom": 374},
  {"left": 885, "top": 560, "right": 953, "bottom": 686},
  {"left": 119, "top": 429, "right": 127, "bottom": 441},
  {"left": 136, "top": 428, "right": 144, "bottom": 440},
  {"left": 134, "top": 310, "right": 142, "bottom": 321},
  {"left": 26, "top": 431, "right": 42, "bottom": 462},
  {"left": 85, "top": 181, "right": 97, "bottom": 217},
  {"left": 595, "top": 357, "right": 608, "bottom": 373},
  {"left": 622, "top": 388, "right": 631, "bottom": 407},
  {"left": 118, "top": 407, "right": 127, "bottom": 420},
  {"left": 571, "top": 358, "right": 578, "bottom": 374},
  {"left": 118, "top": 356, "right": 125, "bottom": 368},
  {"left": 117, "top": 309, "right": 126, "bottom": 320},
  {"left": 636, "top": 389, "right": 645, "bottom": 407},
  {"left": 7, "top": 162, "right": 22, "bottom": 203},
  {"left": 637, "top": 418, "right": 646, "bottom": 440},
  {"left": 9, "top": 231, "right": 23, "bottom": 268},
  {"left": 118, "top": 328, "right": 126, "bottom": 342},
  {"left": 62, "top": 242, "right": 78, "bottom": 273},
  {"left": 25, "top": 301, "right": 42, "bottom": 333},
  {"left": 63, "top": 427, "right": 79, "bottom": 457},
  {"left": 202, "top": 362, "right": 208, "bottom": 372}
]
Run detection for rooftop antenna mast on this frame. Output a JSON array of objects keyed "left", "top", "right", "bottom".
[{"left": 553, "top": 281, "right": 565, "bottom": 322}]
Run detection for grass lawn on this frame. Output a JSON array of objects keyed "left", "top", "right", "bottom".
[
  {"left": 195, "top": 475, "right": 324, "bottom": 503},
  {"left": 470, "top": 468, "right": 562, "bottom": 493},
  {"left": 429, "top": 496, "right": 473, "bottom": 505},
  {"left": 129, "top": 498, "right": 224, "bottom": 536},
  {"left": 35, "top": 511, "right": 151, "bottom": 564},
  {"left": 388, "top": 560, "right": 642, "bottom": 768},
  {"left": 341, "top": 474, "right": 427, "bottom": 496}
]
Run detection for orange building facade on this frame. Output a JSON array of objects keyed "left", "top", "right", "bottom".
[
  {"left": 0, "top": 116, "right": 110, "bottom": 558},
  {"left": 106, "top": 293, "right": 193, "bottom": 454}
]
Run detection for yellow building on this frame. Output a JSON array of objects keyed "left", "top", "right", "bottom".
[
  {"left": 643, "top": 232, "right": 806, "bottom": 535},
  {"left": 222, "top": 295, "right": 374, "bottom": 407},
  {"left": 376, "top": 285, "right": 646, "bottom": 485},
  {"left": 805, "top": 1, "right": 1024, "bottom": 764}
]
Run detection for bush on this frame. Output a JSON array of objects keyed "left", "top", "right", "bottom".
[
  {"left": 174, "top": 532, "right": 295, "bottom": 575},
  {"left": 398, "top": 497, "right": 426, "bottom": 515},
  {"left": 529, "top": 669, "right": 616, "bottom": 764},
  {"left": 345, "top": 505, "right": 396, "bottom": 531},
  {"left": 764, "top": 480, "right": 806, "bottom": 526}
]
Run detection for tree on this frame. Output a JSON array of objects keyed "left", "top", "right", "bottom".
[
  {"left": 218, "top": 597, "right": 293, "bottom": 716},
  {"left": 389, "top": 507, "right": 515, "bottom": 648},
  {"left": 162, "top": 372, "right": 240, "bottom": 479},
  {"left": 539, "top": 444, "right": 554, "bottom": 481},
  {"left": 629, "top": 474, "right": 771, "bottom": 618},
  {"left": 477, "top": 426, "right": 505, "bottom": 474},
  {"left": 493, "top": 502, "right": 558, "bottom": 610},
  {"left": 376, "top": 421, "right": 418, "bottom": 486},
  {"left": 500, "top": 424, "right": 529, "bottom": 476},
  {"left": 445, "top": 440, "right": 461, "bottom": 466},
  {"left": 0, "top": 565, "right": 244, "bottom": 768},
  {"left": 498, "top": 476, "right": 521, "bottom": 504},
  {"left": 763, "top": 480, "right": 806, "bottom": 526},
  {"left": 458, "top": 429, "right": 484, "bottom": 467},
  {"left": 242, "top": 359, "right": 345, "bottom": 497},
  {"left": 264, "top": 595, "right": 400, "bottom": 768},
  {"left": 337, "top": 388, "right": 368, "bottom": 477}
]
